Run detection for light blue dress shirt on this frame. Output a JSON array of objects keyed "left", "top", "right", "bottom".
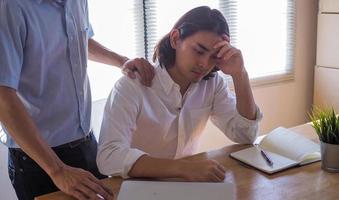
[{"left": 0, "top": 0, "right": 94, "bottom": 147}]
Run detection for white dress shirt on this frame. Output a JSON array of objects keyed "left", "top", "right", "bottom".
[{"left": 97, "top": 65, "right": 262, "bottom": 178}]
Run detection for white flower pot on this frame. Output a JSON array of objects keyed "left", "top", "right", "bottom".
[{"left": 320, "top": 141, "right": 339, "bottom": 173}]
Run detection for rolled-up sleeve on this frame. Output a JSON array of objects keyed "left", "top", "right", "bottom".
[
  {"left": 210, "top": 78, "right": 263, "bottom": 144},
  {"left": 88, "top": 23, "right": 94, "bottom": 38},
  {"left": 0, "top": 1, "right": 25, "bottom": 89},
  {"left": 96, "top": 77, "right": 147, "bottom": 178}
]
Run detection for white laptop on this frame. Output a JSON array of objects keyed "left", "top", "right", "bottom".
[{"left": 117, "top": 180, "right": 235, "bottom": 200}]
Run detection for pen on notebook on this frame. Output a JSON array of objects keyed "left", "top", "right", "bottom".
[{"left": 255, "top": 145, "right": 274, "bottom": 167}]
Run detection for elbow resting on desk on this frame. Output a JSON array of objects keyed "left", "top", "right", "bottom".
[
  {"left": 221, "top": 120, "right": 260, "bottom": 144},
  {"left": 96, "top": 142, "right": 146, "bottom": 178}
]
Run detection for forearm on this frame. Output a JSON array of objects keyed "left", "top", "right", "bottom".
[
  {"left": 0, "top": 87, "right": 64, "bottom": 176},
  {"left": 88, "top": 39, "right": 128, "bottom": 68},
  {"left": 232, "top": 70, "right": 257, "bottom": 120},
  {"left": 129, "top": 155, "right": 226, "bottom": 182},
  {"left": 128, "top": 155, "right": 184, "bottom": 178}
]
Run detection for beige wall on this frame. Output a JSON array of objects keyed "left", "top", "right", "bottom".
[{"left": 198, "top": 0, "right": 318, "bottom": 152}]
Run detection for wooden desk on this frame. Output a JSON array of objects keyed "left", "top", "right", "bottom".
[{"left": 36, "top": 123, "right": 339, "bottom": 200}]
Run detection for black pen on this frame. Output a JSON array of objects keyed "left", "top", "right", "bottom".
[{"left": 255, "top": 145, "right": 274, "bottom": 167}]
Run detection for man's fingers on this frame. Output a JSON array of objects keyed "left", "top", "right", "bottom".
[
  {"left": 122, "top": 67, "right": 137, "bottom": 79},
  {"left": 96, "top": 193, "right": 106, "bottom": 200},
  {"left": 136, "top": 59, "right": 149, "bottom": 82},
  {"left": 89, "top": 175, "right": 113, "bottom": 196},
  {"left": 127, "top": 70, "right": 137, "bottom": 79},
  {"left": 214, "top": 167, "right": 226, "bottom": 181},
  {"left": 221, "top": 166, "right": 226, "bottom": 173},
  {"left": 210, "top": 161, "right": 225, "bottom": 181},
  {"left": 215, "top": 34, "right": 230, "bottom": 53},
  {"left": 137, "top": 58, "right": 154, "bottom": 86},
  {"left": 135, "top": 65, "right": 148, "bottom": 85},
  {"left": 217, "top": 44, "right": 232, "bottom": 58},
  {"left": 68, "top": 172, "right": 113, "bottom": 200},
  {"left": 208, "top": 172, "right": 223, "bottom": 182},
  {"left": 80, "top": 183, "right": 107, "bottom": 199},
  {"left": 122, "top": 58, "right": 154, "bottom": 86},
  {"left": 142, "top": 59, "right": 155, "bottom": 85},
  {"left": 83, "top": 177, "right": 113, "bottom": 200},
  {"left": 216, "top": 162, "right": 226, "bottom": 173},
  {"left": 213, "top": 40, "right": 229, "bottom": 50},
  {"left": 71, "top": 189, "right": 89, "bottom": 200},
  {"left": 222, "top": 48, "right": 239, "bottom": 62}
]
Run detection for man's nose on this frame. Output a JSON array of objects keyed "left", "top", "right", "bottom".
[{"left": 198, "top": 56, "right": 210, "bottom": 69}]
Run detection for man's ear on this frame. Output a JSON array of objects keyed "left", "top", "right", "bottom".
[{"left": 169, "top": 29, "right": 180, "bottom": 49}]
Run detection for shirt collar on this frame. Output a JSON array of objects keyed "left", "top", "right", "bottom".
[
  {"left": 155, "top": 65, "right": 178, "bottom": 95},
  {"left": 155, "top": 64, "right": 198, "bottom": 95}
]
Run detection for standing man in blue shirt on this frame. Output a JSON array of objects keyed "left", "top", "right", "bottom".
[{"left": 0, "top": 0, "right": 154, "bottom": 199}]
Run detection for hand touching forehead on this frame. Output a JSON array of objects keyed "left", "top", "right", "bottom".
[{"left": 186, "top": 31, "right": 226, "bottom": 55}]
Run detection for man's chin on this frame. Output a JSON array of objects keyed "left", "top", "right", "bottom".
[{"left": 190, "top": 78, "right": 203, "bottom": 83}]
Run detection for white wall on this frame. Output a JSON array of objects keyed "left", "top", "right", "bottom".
[
  {"left": 198, "top": 0, "right": 318, "bottom": 152},
  {"left": 0, "top": 144, "right": 17, "bottom": 199}
]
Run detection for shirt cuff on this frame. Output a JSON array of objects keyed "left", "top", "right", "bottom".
[
  {"left": 235, "top": 106, "right": 263, "bottom": 127},
  {"left": 0, "top": 79, "right": 19, "bottom": 90},
  {"left": 121, "top": 148, "right": 148, "bottom": 179},
  {"left": 88, "top": 23, "right": 94, "bottom": 38}
]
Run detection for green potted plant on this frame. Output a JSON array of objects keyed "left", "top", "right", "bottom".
[{"left": 310, "top": 107, "right": 339, "bottom": 172}]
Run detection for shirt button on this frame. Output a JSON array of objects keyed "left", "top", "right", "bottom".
[{"left": 22, "top": 156, "right": 27, "bottom": 161}]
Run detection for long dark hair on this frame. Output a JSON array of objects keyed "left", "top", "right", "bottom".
[{"left": 153, "top": 6, "right": 229, "bottom": 80}]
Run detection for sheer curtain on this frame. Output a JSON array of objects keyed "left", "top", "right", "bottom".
[
  {"left": 224, "top": 0, "right": 296, "bottom": 79},
  {"left": 144, "top": 0, "right": 296, "bottom": 79},
  {"left": 143, "top": 0, "right": 219, "bottom": 61}
]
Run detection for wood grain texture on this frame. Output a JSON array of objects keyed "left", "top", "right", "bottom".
[{"left": 36, "top": 123, "right": 339, "bottom": 200}]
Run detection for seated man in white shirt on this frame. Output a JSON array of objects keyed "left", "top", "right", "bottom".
[{"left": 97, "top": 6, "right": 262, "bottom": 182}]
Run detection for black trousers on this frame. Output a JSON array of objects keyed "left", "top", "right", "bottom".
[{"left": 8, "top": 132, "right": 106, "bottom": 200}]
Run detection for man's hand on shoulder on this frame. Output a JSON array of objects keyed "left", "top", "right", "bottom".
[{"left": 122, "top": 58, "right": 155, "bottom": 87}]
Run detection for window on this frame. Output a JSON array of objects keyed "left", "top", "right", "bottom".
[
  {"left": 228, "top": 0, "right": 296, "bottom": 80},
  {"left": 88, "top": 0, "right": 295, "bottom": 100},
  {"left": 142, "top": 0, "right": 219, "bottom": 61},
  {"left": 88, "top": 0, "right": 143, "bottom": 101}
]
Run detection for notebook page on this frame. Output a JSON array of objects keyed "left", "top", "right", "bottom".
[
  {"left": 299, "top": 152, "right": 321, "bottom": 165},
  {"left": 259, "top": 127, "right": 320, "bottom": 163},
  {"left": 230, "top": 147, "right": 298, "bottom": 174}
]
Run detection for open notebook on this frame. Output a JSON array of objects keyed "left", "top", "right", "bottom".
[
  {"left": 230, "top": 127, "right": 321, "bottom": 174},
  {"left": 117, "top": 180, "right": 235, "bottom": 200}
]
